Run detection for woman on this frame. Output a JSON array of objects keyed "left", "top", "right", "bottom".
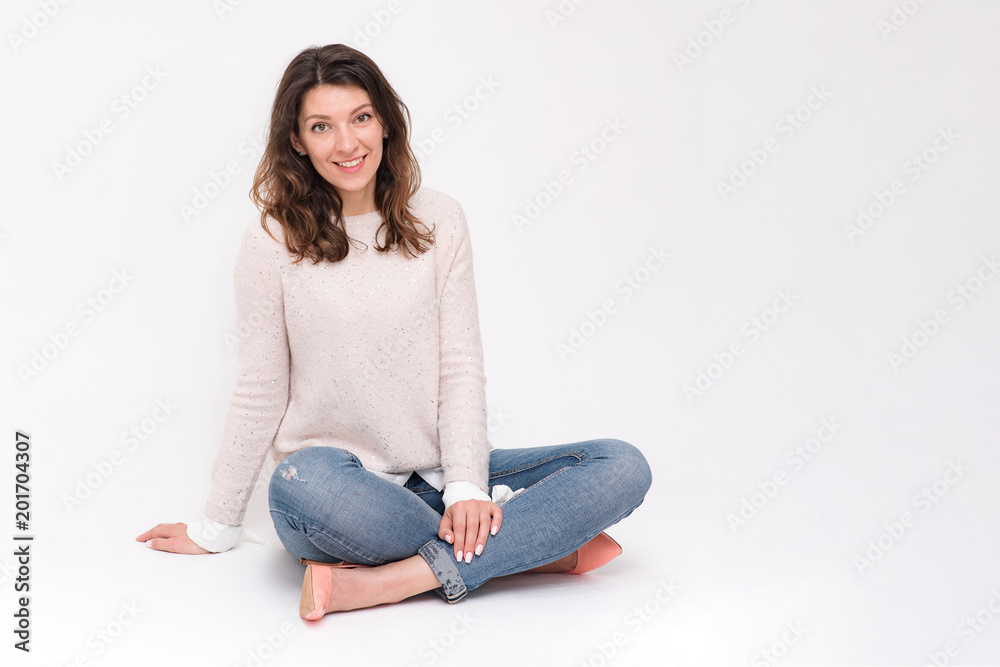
[{"left": 137, "top": 43, "right": 652, "bottom": 620}]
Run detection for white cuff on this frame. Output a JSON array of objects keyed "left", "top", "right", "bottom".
[
  {"left": 442, "top": 481, "right": 525, "bottom": 509},
  {"left": 489, "top": 484, "right": 524, "bottom": 506},
  {"left": 442, "top": 480, "right": 491, "bottom": 509},
  {"left": 187, "top": 515, "right": 242, "bottom": 553}
]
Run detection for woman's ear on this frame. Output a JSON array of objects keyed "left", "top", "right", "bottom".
[{"left": 290, "top": 131, "right": 303, "bottom": 153}]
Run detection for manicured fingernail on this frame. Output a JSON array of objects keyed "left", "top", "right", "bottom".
[
  {"left": 445, "top": 534, "right": 453, "bottom": 544},
  {"left": 456, "top": 550, "right": 463, "bottom": 561},
  {"left": 491, "top": 524, "right": 498, "bottom": 535},
  {"left": 145, "top": 540, "right": 152, "bottom": 549},
  {"left": 475, "top": 544, "right": 483, "bottom": 556},
  {"left": 465, "top": 551, "right": 473, "bottom": 564}
]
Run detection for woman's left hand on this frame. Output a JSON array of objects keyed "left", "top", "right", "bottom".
[{"left": 438, "top": 499, "right": 502, "bottom": 564}]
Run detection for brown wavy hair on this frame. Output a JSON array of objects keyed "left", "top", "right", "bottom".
[{"left": 251, "top": 44, "right": 434, "bottom": 264}]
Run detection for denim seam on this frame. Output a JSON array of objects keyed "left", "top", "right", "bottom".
[
  {"left": 486, "top": 487, "right": 647, "bottom": 580},
  {"left": 488, "top": 451, "right": 585, "bottom": 482},
  {"left": 269, "top": 507, "right": 390, "bottom": 565}
]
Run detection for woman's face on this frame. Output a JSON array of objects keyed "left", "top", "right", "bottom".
[{"left": 291, "top": 84, "right": 385, "bottom": 213}]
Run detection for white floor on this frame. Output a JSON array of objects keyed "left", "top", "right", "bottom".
[
  {"left": 8, "top": 399, "right": 1000, "bottom": 667},
  {"left": 5, "top": 2, "right": 1000, "bottom": 665}
]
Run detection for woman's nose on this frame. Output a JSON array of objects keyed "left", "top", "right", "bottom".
[{"left": 334, "top": 127, "right": 358, "bottom": 154}]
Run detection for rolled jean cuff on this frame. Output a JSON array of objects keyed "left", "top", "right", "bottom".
[{"left": 418, "top": 540, "right": 467, "bottom": 603}]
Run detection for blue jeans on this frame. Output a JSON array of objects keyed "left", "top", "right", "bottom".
[{"left": 268, "top": 438, "right": 652, "bottom": 603}]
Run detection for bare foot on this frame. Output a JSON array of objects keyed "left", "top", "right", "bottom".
[
  {"left": 301, "top": 555, "right": 441, "bottom": 619},
  {"left": 301, "top": 548, "right": 584, "bottom": 620},
  {"left": 300, "top": 564, "right": 333, "bottom": 620}
]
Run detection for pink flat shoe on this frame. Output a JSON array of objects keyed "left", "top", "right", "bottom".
[
  {"left": 299, "top": 558, "right": 370, "bottom": 620},
  {"left": 567, "top": 532, "right": 622, "bottom": 574},
  {"left": 299, "top": 557, "right": 370, "bottom": 567}
]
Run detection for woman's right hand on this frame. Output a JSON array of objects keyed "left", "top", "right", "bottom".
[
  {"left": 136, "top": 523, "right": 211, "bottom": 555},
  {"left": 439, "top": 499, "right": 502, "bottom": 564}
]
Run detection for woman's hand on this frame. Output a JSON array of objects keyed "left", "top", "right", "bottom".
[
  {"left": 136, "top": 523, "right": 211, "bottom": 555},
  {"left": 438, "top": 500, "right": 502, "bottom": 564}
]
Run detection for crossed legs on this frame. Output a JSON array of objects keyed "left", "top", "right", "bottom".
[{"left": 268, "top": 438, "right": 652, "bottom": 615}]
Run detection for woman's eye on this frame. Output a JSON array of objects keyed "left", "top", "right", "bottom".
[
  {"left": 356, "top": 113, "right": 370, "bottom": 123},
  {"left": 312, "top": 123, "right": 328, "bottom": 132}
]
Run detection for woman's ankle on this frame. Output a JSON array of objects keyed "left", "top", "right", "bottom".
[{"left": 320, "top": 555, "right": 441, "bottom": 611}]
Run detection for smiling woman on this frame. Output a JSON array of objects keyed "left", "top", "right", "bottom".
[
  {"left": 136, "top": 43, "right": 652, "bottom": 621},
  {"left": 250, "top": 44, "right": 433, "bottom": 264},
  {"left": 290, "top": 86, "right": 385, "bottom": 214}
]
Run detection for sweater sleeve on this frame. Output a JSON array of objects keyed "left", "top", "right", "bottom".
[
  {"left": 436, "top": 201, "right": 490, "bottom": 493},
  {"left": 203, "top": 221, "right": 291, "bottom": 526}
]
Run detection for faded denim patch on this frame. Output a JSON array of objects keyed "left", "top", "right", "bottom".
[
  {"left": 418, "top": 540, "right": 467, "bottom": 603},
  {"left": 277, "top": 464, "right": 305, "bottom": 483}
]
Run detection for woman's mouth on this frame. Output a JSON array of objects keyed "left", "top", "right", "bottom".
[{"left": 334, "top": 155, "right": 365, "bottom": 172}]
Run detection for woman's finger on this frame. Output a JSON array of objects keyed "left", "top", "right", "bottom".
[
  {"left": 450, "top": 507, "right": 468, "bottom": 562},
  {"left": 135, "top": 523, "right": 174, "bottom": 542},
  {"left": 138, "top": 523, "right": 210, "bottom": 555},
  {"left": 491, "top": 504, "right": 502, "bottom": 535},
  {"left": 437, "top": 514, "right": 454, "bottom": 544},
  {"left": 461, "top": 506, "right": 480, "bottom": 564},
  {"left": 471, "top": 504, "right": 492, "bottom": 559},
  {"left": 147, "top": 537, "right": 167, "bottom": 551},
  {"left": 150, "top": 534, "right": 210, "bottom": 555}
]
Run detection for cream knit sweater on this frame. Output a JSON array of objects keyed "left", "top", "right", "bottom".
[{"left": 201, "top": 187, "right": 492, "bottom": 528}]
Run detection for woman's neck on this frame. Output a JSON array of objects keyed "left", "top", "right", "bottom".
[{"left": 339, "top": 187, "right": 377, "bottom": 217}]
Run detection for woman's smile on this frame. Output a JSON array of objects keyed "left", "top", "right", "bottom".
[{"left": 334, "top": 154, "right": 366, "bottom": 172}]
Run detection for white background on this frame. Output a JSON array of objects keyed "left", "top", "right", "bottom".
[{"left": 2, "top": 1, "right": 999, "bottom": 665}]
